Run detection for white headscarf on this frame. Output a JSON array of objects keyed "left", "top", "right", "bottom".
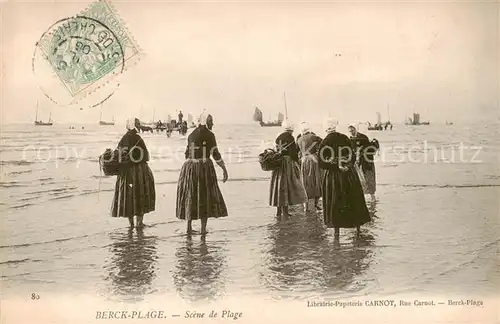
[
  {"left": 323, "top": 118, "right": 338, "bottom": 133},
  {"left": 198, "top": 112, "right": 208, "bottom": 126},
  {"left": 126, "top": 117, "right": 137, "bottom": 131},
  {"left": 299, "top": 121, "right": 310, "bottom": 134},
  {"left": 348, "top": 123, "right": 357, "bottom": 130},
  {"left": 282, "top": 119, "right": 294, "bottom": 132}
]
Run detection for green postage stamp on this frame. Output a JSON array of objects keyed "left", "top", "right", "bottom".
[{"left": 34, "top": 0, "right": 141, "bottom": 105}]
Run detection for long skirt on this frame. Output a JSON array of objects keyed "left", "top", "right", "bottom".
[
  {"left": 362, "top": 164, "right": 376, "bottom": 195},
  {"left": 269, "top": 156, "right": 307, "bottom": 207},
  {"left": 322, "top": 166, "right": 371, "bottom": 228},
  {"left": 354, "top": 164, "right": 368, "bottom": 193},
  {"left": 176, "top": 158, "right": 228, "bottom": 220},
  {"left": 300, "top": 154, "right": 322, "bottom": 199},
  {"left": 111, "top": 162, "right": 156, "bottom": 218}
]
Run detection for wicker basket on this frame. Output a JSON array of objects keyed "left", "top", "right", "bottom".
[
  {"left": 99, "top": 148, "right": 131, "bottom": 176},
  {"left": 258, "top": 149, "right": 282, "bottom": 171}
]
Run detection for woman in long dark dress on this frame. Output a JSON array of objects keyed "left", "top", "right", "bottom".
[
  {"left": 348, "top": 124, "right": 377, "bottom": 200},
  {"left": 296, "top": 122, "right": 323, "bottom": 211},
  {"left": 269, "top": 120, "right": 307, "bottom": 218},
  {"left": 317, "top": 118, "right": 370, "bottom": 239},
  {"left": 176, "top": 113, "right": 228, "bottom": 235},
  {"left": 111, "top": 118, "right": 156, "bottom": 228}
]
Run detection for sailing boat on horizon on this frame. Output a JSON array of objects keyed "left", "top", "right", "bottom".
[
  {"left": 34, "top": 101, "right": 53, "bottom": 126},
  {"left": 98, "top": 103, "right": 115, "bottom": 125},
  {"left": 405, "top": 111, "right": 430, "bottom": 125},
  {"left": 258, "top": 92, "right": 287, "bottom": 127}
]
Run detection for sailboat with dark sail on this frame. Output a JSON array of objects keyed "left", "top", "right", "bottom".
[
  {"left": 256, "top": 93, "right": 287, "bottom": 127},
  {"left": 98, "top": 104, "right": 115, "bottom": 125},
  {"left": 253, "top": 106, "right": 283, "bottom": 127},
  {"left": 34, "top": 101, "right": 53, "bottom": 126},
  {"left": 405, "top": 112, "right": 430, "bottom": 125}
]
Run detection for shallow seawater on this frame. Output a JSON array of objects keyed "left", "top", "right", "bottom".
[{"left": 1, "top": 122, "right": 499, "bottom": 303}]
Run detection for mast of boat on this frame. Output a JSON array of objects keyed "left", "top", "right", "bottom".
[
  {"left": 35, "top": 100, "right": 39, "bottom": 122},
  {"left": 387, "top": 103, "right": 390, "bottom": 122},
  {"left": 99, "top": 103, "right": 103, "bottom": 122},
  {"left": 49, "top": 112, "right": 52, "bottom": 122},
  {"left": 283, "top": 92, "right": 288, "bottom": 119},
  {"left": 152, "top": 107, "right": 156, "bottom": 122}
]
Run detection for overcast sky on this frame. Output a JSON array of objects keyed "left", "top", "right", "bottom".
[{"left": 1, "top": 0, "right": 498, "bottom": 124}]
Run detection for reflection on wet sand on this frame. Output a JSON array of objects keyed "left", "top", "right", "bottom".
[
  {"left": 105, "top": 228, "right": 158, "bottom": 300},
  {"left": 173, "top": 235, "right": 227, "bottom": 302},
  {"left": 261, "top": 210, "right": 374, "bottom": 297}
]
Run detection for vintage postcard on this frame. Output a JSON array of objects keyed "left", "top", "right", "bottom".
[{"left": 1, "top": 0, "right": 498, "bottom": 323}]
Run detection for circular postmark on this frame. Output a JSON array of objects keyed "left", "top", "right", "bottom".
[{"left": 33, "top": 15, "right": 125, "bottom": 107}]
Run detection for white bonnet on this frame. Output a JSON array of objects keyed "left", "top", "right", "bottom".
[
  {"left": 282, "top": 119, "right": 294, "bottom": 131},
  {"left": 323, "top": 118, "right": 339, "bottom": 133},
  {"left": 126, "top": 117, "right": 137, "bottom": 131}
]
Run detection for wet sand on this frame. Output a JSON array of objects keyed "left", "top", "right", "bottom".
[{"left": 1, "top": 123, "right": 499, "bottom": 303}]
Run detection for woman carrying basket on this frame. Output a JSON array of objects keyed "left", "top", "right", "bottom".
[
  {"left": 111, "top": 118, "right": 156, "bottom": 228},
  {"left": 269, "top": 120, "right": 307, "bottom": 219}
]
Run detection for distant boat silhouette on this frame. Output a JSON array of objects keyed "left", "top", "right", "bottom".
[
  {"left": 260, "top": 113, "right": 284, "bottom": 127},
  {"left": 34, "top": 101, "right": 53, "bottom": 126},
  {"left": 253, "top": 107, "right": 263, "bottom": 122},
  {"left": 253, "top": 106, "right": 283, "bottom": 127},
  {"left": 405, "top": 112, "right": 430, "bottom": 125},
  {"left": 98, "top": 104, "right": 115, "bottom": 125},
  {"left": 257, "top": 93, "right": 287, "bottom": 127}
]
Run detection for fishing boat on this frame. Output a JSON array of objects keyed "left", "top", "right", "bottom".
[
  {"left": 98, "top": 104, "right": 115, "bottom": 125},
  {"left": 253, "top": 107, "right": 263, "bottom": 122},
  {"left": 254, "top": 106, "right": 283, "bottom": 127},
  {"left": 34, "top": 101, "right": 53, "bottom": 126},
  {"left": 445, "top": 120, "right": 454, "bottom": 125},
  {"left": 258, "top": 93, "right": 286, "bottom": 127},
  {"left": 260, "top": 113, "right": 284, "bottom": 127},
  {"left": 405, "top": 112, "right": 430, "bottom": 125}
]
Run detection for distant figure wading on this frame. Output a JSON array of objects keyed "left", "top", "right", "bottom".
[{"left": 176, "top": 113, "right": 228, "bottom": 235}]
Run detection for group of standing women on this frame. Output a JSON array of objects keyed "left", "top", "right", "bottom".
[
  {"left": 109, "top": 114, "right": 377, "bottom": 239},
  {"left": 111, "top": 114, "right": 227, "bottom": 234},
  {"left": 269, "top": 118, "right": 376, "bottom": 238}
]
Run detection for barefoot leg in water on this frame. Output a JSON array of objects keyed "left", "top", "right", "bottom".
[
  {"left": 186, "top": 220, "right": 193, "bottom": 235},
  {"left": 276, "top": 207, "right": 282, "bottom": 217},
  {"left": 303, "top": 200, "right": 309, "bottom": 212},
  {"left": 314, "top": 198, "right": 321, "bottom": 210},
  {"left": 201, "top": 218, "right": 208, "bottom": 235},
  {"left": 282, "top": 206, "right": 291, "bottom": 217},
  {"left": 356, "top": 226, "right": 361, "bottom": 238},
  {"left": 136, "top": 214, "right": 144, "bottom": 228},
  {"left": 128, "top": 217, "right": 134, "bottom": 228},
  {"left": 334, "top": 227, "right": 340, "bottom": 241}
]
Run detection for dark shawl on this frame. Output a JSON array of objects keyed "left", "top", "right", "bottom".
[
  {"left": 117, "top": 130, "right": 150, "bottom": 163},
  {"left": 275, "top": 131, "right": 299, "bottom": 162},
  {"left": 184, "top": 125, "right": 222, "bottom": 161},
  {"left": 317, "top": 131, "right": 354, "bottom": 171}
]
